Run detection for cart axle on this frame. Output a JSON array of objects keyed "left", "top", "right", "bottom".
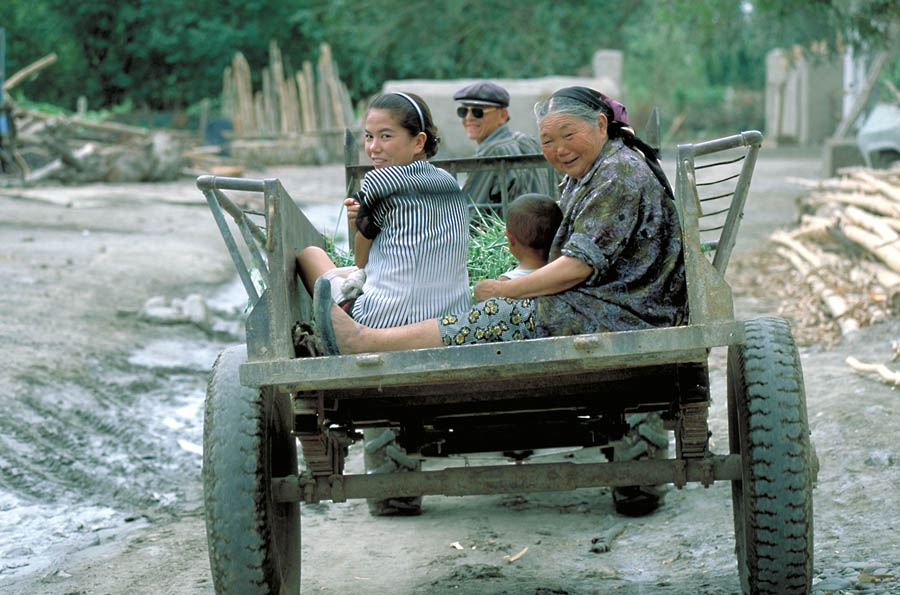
[{"left": 272, "top": 455, "right": 742, "bottom": 504}]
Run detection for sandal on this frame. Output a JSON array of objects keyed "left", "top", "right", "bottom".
[{"left": 314, "top": 276, "right": 340, "bottom": 355}]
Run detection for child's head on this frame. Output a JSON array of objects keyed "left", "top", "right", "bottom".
[
  {"left": 505, "top": 194, "right": 562, "bottom": 261},
  {"left": 365, "top": 93, "right": 440, "bottom": 167}
]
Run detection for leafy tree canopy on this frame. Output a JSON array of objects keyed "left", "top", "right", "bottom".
[{"left": 1, "top": 0, "right": 897, "bottom": 123}]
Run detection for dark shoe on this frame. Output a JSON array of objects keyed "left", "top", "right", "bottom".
[
  {"left": 292, "top": 321, "right": 322, "bottom": 357},
  {"left": 612, "top": 485, "right": 665, "bottom": 517},
  {"left": 313, "top": 277, "right": 340, "bottom": 355},
  {"left": 367, "top": 497, "right": 423, "bottom": 517}
]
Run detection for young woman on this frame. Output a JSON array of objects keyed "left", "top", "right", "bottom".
[{"left": 297, "top": 92, "right": 470, "bottom": 329}]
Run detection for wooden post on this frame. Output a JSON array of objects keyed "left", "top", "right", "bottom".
[
  {"left": 222, "top": 65, "right": 235, "bottom": 130},
  {"left": 296, "top": 71, "right": 313, "bottom": 132},
  {"left": 198, "top": 98, "right": 210, "bottom": 143},
  {"left": 303, "top": 60, "right": 317, "bottom": 131},
  {"left": 269, "top": 40, "right": 289, "bottom": 135},
  {"left": 316, "top": 45, "right": 333, "bottom": 131},
  {"left": 254, "top": 91, "right": 266, "bottom": 138},
  {"left": 320, "top": 44, "right": 345, "bottom": 130},
  {"left": 232, "top": 52, "right": 255, "bottom": 137},
  {"left": 262, "top": 67, "right": 277, "bottom": 136}
]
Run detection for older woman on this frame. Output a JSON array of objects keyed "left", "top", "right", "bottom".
[{"left": 316, "top": 86, "right": 686, "bottom": 355}]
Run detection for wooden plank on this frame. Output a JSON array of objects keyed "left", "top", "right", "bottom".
[
  {"left": 232, "top": 52, "right": 255, "bottom": 136},
  {"left": 315, "top": 44, "right": 333, "bottom": 130},
  {"left": 282, "top": 76, "right": 301, "bottom": 134},
  {"left": 261, "top": 67, "right": 276, "bottom": 136},
  {"left": 296, "top": 71, "right": 313, "bottom": 132},
  {"left": 302, "top": 60, "right": 317, "bottom": 131},
  {"left": 268, "top": 40, "right": 292, "bottom": 135},
  {"left": 221, "top": 66, "right": 235, "bottom": 131},
  {"left": 253, "top": 91, "right": 266, "bottom": 137},
  {"left": 320, "top": 43, "right": 346, "bottom": 130}
]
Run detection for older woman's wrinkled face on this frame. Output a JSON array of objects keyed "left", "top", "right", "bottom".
[{"left": 539, "top": 113, "right": 607, "bottom": 179}]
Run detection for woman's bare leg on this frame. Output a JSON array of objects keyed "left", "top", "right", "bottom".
[
  {"left": 296, "top": 246, "right": 336, "bottom": 295},
  {"left": 329, "top": 303, "right": 443, "bottom": 354}
]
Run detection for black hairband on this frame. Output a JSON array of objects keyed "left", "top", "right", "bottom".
[
  {"left": 550, "top": 86, "right": 610, "bottom": 113},
  {"left": 393, "top": 92, "right": 425, "bottom": 132}
]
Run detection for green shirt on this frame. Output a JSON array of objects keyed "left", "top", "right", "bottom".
[{"left": 462, "top": 123, "right": 558, "bottom": 210}]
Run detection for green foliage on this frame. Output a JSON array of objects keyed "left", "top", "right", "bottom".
[
  {"left": 323, "top": 235, "right": 354, "bottom": 268},
  {"left": 467, "top": 211, "right": 516, "bottom": 284},
  {"left": 3, "top": 0, "right": 303, "bottom": 109},
  {"left": 291, "top": 0, "right": 648, "bottom": 102},
  {"left": 2, "top": 0, "right": 898, "bottom": 124},
  {"left": 12, "top": 92, "right": 133, "bottom": 121}
]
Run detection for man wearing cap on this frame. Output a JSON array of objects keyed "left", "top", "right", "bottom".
[{"left": 453, "top": 81, "right": 557, "bottom": 210}]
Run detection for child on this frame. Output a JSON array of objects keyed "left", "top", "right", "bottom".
[
  {"left": 498, "top": 193, "right": 562, "bottom": 280},
  {"left": 297, "top": 92, "right": 470, "bottom": 329}
]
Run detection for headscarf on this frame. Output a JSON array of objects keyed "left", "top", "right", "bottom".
[{"left": 549, "top": 86, "right": 672, "bottom": 198}]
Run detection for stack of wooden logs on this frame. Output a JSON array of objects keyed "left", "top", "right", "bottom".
[
  {"left": 0, "top": 52, "right": 194, "bottom": 185},
  {"left": 773, "top": 164, "right": 900, "bottom": 343},
  {"left": 222, "top": 41, "right": 355, "bottom": 138},
  {"left": 3, "top": 106, "right": 186, "bottom": 185}
]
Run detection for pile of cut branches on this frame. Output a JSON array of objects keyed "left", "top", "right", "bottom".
[{"left": 767, "top": 164, "right": 900, "bottom": 346}]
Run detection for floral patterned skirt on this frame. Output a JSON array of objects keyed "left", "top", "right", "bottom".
[{"left": 439, "top": 298, "right": 537, "bottom": 345}]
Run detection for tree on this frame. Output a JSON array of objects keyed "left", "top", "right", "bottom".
[{"left": 2, "top": 0, "right": 897, "bottom": 121}]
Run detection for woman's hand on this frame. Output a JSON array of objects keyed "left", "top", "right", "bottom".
[
  {"left": 344, "top": 197, "right": 360, "bottom": 229},
  {"left": 473, "top": 279, "right": 505, "bottom": 302}
]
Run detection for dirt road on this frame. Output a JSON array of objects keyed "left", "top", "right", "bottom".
[{"left": 1, "top": 151, "right": 899, "bottom": 595}]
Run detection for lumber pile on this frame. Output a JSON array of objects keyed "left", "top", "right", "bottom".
[
  {"left": 0, "top": 52, "right": 194, "bottom": 185},
  {"left": 1, "top": 106, "right": 187, "bottom": 185},
  {"left": 222, "top": 41, "right": 355, "bottom": 138},
  {"left": 764, "top": 164, "right": 900, "bottom": 345}
]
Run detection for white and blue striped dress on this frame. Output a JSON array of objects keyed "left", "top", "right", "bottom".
[{"left": 351, "top": 160, "right": 470, "bottom": 328}]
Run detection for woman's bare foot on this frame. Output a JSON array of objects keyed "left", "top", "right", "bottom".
[{"left": 329, "top": 302, "right": 364, "bottom": 354}]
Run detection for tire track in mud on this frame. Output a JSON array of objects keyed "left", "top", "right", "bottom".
[
  {"left": 0, "top": 284, "right": 244, "bottom": 581},
  {"left": 0, "top": 368, "right": 198, "bottom": 512}
]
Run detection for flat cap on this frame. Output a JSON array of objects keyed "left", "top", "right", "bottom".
[{"left": 453, "top": 81, "right": 509, "bottom": 107}]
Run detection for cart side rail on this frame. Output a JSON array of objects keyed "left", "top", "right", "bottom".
[
  {"left": 198, "top": 174, "right": 324, "bottom": 361},
  {"left": 675, "top": 130, "right": 762, "bottom": 325},
  {"left": 240, "top": 320, "right": 744, "bottom": 392}
]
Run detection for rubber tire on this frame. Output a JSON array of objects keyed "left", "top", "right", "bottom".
[
  {"left": 203, "top": 345, "right": 300, "bottom": 594},
  {"left": 363, "top": 428, "right": 423, "bottom": 516},
  {"left": 611, "top": 412, "right": 669, "bottom": 516},
  {"left": 727, "top": 317, "right": 814, "bottom": 595}
]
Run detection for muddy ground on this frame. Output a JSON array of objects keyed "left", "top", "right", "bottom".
[{"left": 1, "top": 149, "right": 899, "bottom": 595}]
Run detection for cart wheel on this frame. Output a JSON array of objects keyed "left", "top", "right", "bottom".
[
  {"left": 203, "top": 345, "right": 300, "bottom": 594},
  {"left": 611, "top": 412, "right": 669, "bottom": 516},
  {"left": 727, "top": 317, "right": 813, "bottom": 594},
  {"left": 363, "top": 428, "right": 423, "bottom": 516}
]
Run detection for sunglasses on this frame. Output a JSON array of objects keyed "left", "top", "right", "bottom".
[{"left": 457, "top": 106, "right": 498, "bottom": 118}]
